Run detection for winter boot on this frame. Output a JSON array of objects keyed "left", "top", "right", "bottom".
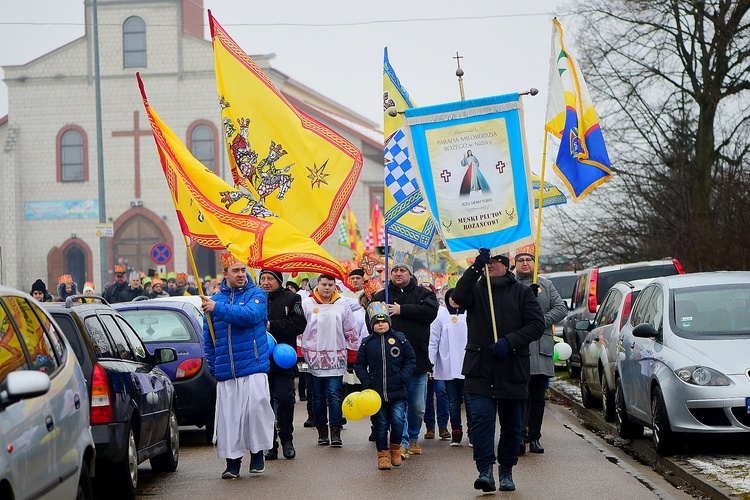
[
  {"left": 221, "top": 457, "right": 242, "bottom": 479},
  {"left": 249, "top": 451, "right": 265, "bottom": 473},
  {"left": 317, "top": 426, "right": 329, "bottom": 446},
  {"left": 303, "top": 409, "right": 315, "bottom": 428},
  {"left": 330, "top": 426, "right": 343, "bottom": 447},
  {"left": 498, "top": 465, "right": 516, "bottom": 491},
  {"left": 424, "top": 427, "right": 435, "bottom": 439},
  {"left": 377, "top": 450, "right": 391, "bottom": 470},
  {"left": 450, "top": 429, "right": 463, "bottom": 447},
  {"left": 265, "top": 441, "right": 278, "bottom": 460},
  {"left": 389, "top": 443, "right": 403, "bottom": 467},
  {"left": 473, "top": 466, "right": 496, "bottom": 492},
  {"left": 439, "top": 427, "right": 451, "bottom": 440}
]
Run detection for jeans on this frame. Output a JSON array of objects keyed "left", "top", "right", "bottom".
[
  {"left": 268, "top": 370, "right": 296, "bottom": 444},
  {"left": 424, "top": 378, "right": 449, "bottom": 429},
  {"left": 401, "top": 372, "right": 428, "bottom": 446},
  {"left": 444, "top": 378, "right": 474, "bottom": 431},
  {"left": 374, "top": 398, "right": 407, "bottom": 452},
  {"left": 466, "top": 393, "right": 524, "bottom": 471},
  {"left": 310, "top": 374, "right": 344, "bottom": 428},
  {"left": 522, "top": 374, "right": 549, "bottom": 442}
]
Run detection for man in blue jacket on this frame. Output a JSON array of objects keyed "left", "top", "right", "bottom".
[{"left": 202, "top": 252, "right": 275, "bottom": 479}]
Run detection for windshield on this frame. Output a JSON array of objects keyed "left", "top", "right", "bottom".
[
  {"left": 672, "top": 284, "right": 750, "bottom": 336},
  {"left": 119, "top": 309, "right": 199, "bottom": 343},
  {"left": 548, "top": 274, "right": 577, "bottom": 300}
]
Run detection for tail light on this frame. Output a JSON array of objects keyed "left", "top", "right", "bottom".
[
  {"left": 90, "top": 363, "right": 113, "bottom": 424},
  {"left": 175, "top": 358, "right": 202, "bottom": 380},
  {"left": 673, "top": 259, "right": 685, "bottom": 274},
  {"left": 587, "top": 268, "right": 599, "bottom": 314},
  {"left": 620, "top": 293, "right": 633, "bottom": 330}
]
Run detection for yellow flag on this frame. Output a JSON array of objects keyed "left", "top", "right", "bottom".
[
  {"left": 210, "top": 12, "right": 362, "bottom": 244},
  {"left": 138, "top": 74, "right": 351, "bottom": 281}
]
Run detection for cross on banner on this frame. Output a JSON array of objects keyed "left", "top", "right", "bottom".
[{"left": 112, "top": 110, "right": 151, "bottom": 198}]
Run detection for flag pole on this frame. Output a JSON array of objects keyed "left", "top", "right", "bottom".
[
  {"left": 184, "top": 235, "right": 216, "bottom": 345},
  {"left": 533, "top": 132, "right": 549, "bottom": 283}
]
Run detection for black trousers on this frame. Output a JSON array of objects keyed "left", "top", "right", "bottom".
[
  {"left": 522, "top": 374, "right": 549, "bottom": 442},
  {"left": 269, "top": 370, "right": 296, "bottom": 444}
]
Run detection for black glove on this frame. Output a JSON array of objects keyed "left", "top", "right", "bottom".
[
  {"left": 347, "top": 362, "right": 354, "bottom": 373},
  {"left": 475, "top": 247, "right": 492, "bottom": 267},
  {"left": 530, "top": 283, "right": 540, "bottom": 297},
  {"left": 489, "top": 338, "right": 511, "bottom": 359}
]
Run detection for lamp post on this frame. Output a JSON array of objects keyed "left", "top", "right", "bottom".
[{"left": 92, "top": 0, "right": 109, "bottom": 286}]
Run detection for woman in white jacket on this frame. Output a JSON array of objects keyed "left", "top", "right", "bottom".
[{"left": 429, "top": 288, "right": 473, "bottom": 446}]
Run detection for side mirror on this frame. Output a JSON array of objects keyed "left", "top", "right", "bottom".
[
  {"left": 0, "top": 371, "right": 50, "bottom": 409},
  {"left": 153, "top": 347, "right": 178, "bottom": 364},
  {"left": 575, "top": 320, "right": 591, "bottom": 331},
  {"left": 632, "top": 323, "right": 658, "bottom": 338}
]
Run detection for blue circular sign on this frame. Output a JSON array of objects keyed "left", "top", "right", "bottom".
[{"left": 150, "top": 243, "right": 172, "bottom": 264}]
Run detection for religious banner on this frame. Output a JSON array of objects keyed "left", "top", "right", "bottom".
[{"left": 402, "top": 93, "right": 534, "bottom": 259}]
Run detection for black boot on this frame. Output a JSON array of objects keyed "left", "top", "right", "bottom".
[
  {"left": 221, "top": 457, "right": 242, "bottom": 479},
  {"left": 304, "top": 409, "right": 315, "bottom": 428},
  {"left": 317, "top": 426, "right": 329, "bottom": 446},
  {"left": 529, "top": 439, "right": 544, "bottom": 453},
  {"left": 519, "top": 441, "right": 526, "bottom": 456},
  {"left": 473, "top": 466, "right": 495, "bottom": 492},
  {"left": 281, "top": 440, "right": 296, "bottom": 459},
  {"left": 265, "top": 442, "right": 278, "bottom": 460},
  {"left": 330, "top": 426, "right": 342, "bottom": 447},
  {"left": 499, "top": 465, "right": 516, "bottom": 491}
]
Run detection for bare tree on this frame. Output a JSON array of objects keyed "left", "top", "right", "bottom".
[{"left": 549, "top": 0, "right": 750, "bottom": 272}]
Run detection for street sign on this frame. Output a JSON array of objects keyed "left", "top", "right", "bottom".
[
  {"left": 150, "top": 243, "right": 172, "bottom": 264},
  {"left": 95, "top": 223, "right": 114, "bottom": 238}
]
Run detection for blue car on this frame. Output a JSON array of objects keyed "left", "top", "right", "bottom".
[{"left": 113, "top": 299, "right": 217, "bottom": 441}]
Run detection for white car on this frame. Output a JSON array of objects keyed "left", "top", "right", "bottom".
[
  {"left": 0, "top": 286, "right": 96, "bottom": 499},
  {"left": 615, "top": 272, "right": 750, "bottom": 455}
]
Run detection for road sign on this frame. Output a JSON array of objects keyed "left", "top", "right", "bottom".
[{"left": 150, "top": 243, "right": 172, "bottom": 264}]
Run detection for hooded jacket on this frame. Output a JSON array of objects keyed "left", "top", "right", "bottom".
[
  {"left": 56, "top": 281, "right": 79, "bottom": 302},
  {"left": 371, "top": 276, "right": 439, "bottom": 374},
  {"left": 354, "top": 328, "right": 416, "bottom": 402},
  {"left": 452, "top": 264, "right": 544, "bottom": 399},
  {"left": 202, "top": 275, "right": 270, "bottom": 381}
]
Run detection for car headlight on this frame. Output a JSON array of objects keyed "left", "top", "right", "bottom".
[{"left": 674, "top": 366, "right": 730, "bottom": 386}]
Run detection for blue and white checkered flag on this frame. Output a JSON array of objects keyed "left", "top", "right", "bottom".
[{"left": 384, "top": 129, "right": 419, "bottom": 203}]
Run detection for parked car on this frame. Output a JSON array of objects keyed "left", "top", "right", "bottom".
[
  {"left": 44, "top": 295, "right": 179, "bottom": 500},
  {"left": 614, "top": 272, "right": 750, "bottom": 455},
  {"left": 577, "top": 279, "right": 651, "bottom": 420},
  {"left": 0, "top": 287, "right": 97, "bottom": 500},
  {"left": 562, "top": 259, "right": 684, "bottom": 377},
  {"left": 113, "top": 299, "right": 217, "bottom": 441},
  {"left": 543, "top": 270, "right": 578, "bottom": 337}
]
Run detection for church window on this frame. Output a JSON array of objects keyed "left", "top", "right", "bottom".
[
  {"left": 123, "top": 16, "right": 147, "bottom": 68},
  {"left": 57, "top": 126, "right": 88, "bottom": 182},
  {"left": 188, "top": 121, "right": 219, "bottom": 174}
]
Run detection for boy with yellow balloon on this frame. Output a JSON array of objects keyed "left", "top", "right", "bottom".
[{"left": 352, "top": 302, "right": 416, "bottom": 470}]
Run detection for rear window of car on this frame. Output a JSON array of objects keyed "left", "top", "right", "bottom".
[
  {"left": 548, "top": 274, "right": 578, "bottom": 300},
  {"left": 120, "top": 309, "right": 199, "bottom": 343},
  {"left": 597, "top": 264, "right": 679, "bottom": 303}
]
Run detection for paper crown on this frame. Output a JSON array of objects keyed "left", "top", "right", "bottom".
[
  {"left": 514, "top": 243, "right": 536, "bottom": 261},
  {"left": 129, "top": 272, "right": 141, "bottom": 281},
  {"left": 58, "top": 274, "right": 73, "bottom": 284},
  {"left": 167, "top": 271, "right": 177, "bottom": 280},
  {"left": 367, "top": 301, "right": 391, "bottom": 325},
  {"left": 152, "top": 278, "right": 163, "bottom": 286},
  {"left": 391, "top": 250, "right": 414, "bottom": 274},
  {"left": 414, "top": 269, "right": 434, "bottom": 286},
  {"left": 221, "top": 251, "right": 240, "bottom": 269},
  {"left": 113, "top": 264, "right": 127, "bottom": 274},
  {"left": 363, "top": 278, "right": 384, "bottom": 300},
  {"left": 176, "top": 272, "right": 188, "bottom": 281},
  {"left": 83, "top": 282, "right": 95, "bottom": 293}
]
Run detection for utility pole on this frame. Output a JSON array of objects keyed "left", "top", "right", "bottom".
[{"left": 92, "top": 0, "right": 109, "bottom": 286}]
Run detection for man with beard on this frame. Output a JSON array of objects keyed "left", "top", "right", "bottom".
[{"left": 258, "top": 269, "right": 306, "bottom": 461}]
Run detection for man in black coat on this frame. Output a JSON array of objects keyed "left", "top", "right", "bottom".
[
  {"left": 452, "top": 249, "right": 544, "bottom": 493},
  {"left": 371, "top": 252, "right": 438, "bottom": 456},
  {"left": 259, "top": 269, "right": 307, "bottom": 460}
]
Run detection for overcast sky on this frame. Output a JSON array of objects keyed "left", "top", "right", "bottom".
[{"left": 1, "top": 0, "right": 571, "bottom": 177}]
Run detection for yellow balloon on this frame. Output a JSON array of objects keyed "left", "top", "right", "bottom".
[
  {"left": 358, "top": 389, "right": 382, "bottom": 416},
  {"left": 342, "top": 392, "right": 365, "bottom": 421}
]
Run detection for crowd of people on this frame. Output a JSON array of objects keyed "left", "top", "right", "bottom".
[{"left": 29, "top": 244, "right": 565, "bottom": 493}]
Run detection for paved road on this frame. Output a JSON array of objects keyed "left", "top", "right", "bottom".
[{"left": 136, "top": 398, "right": 691, "bottom": 499}]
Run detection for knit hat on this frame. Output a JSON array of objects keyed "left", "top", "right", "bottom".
[
  {"left": 31, "top": 279, "right": 48, "bottom": 294},
  {"left": 490, "top": 254, "right": 511, "bottom": 268},
  {"left": 286, "top": 281, "right": 300, "bottom": 292},
  {"left": 259, "top": 269, "right": 283, "bottom": 286},
  {"left": 83, "top": 282, "right": 95, "bottom": 294},
  {"left": 367, "top": 301, "right": 391, "bottom": 328},
  {"left": 391, "top": 250, "right": 414, "bottom": 275}
]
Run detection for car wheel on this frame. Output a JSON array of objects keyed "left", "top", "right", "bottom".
[
  {"left": 104, "top": 425, "right": 138, "bottom": 500},
  {"left": 76, "top": 460, "right": 94, "bottom": 500},
  {"left": 205, "top": 409, "right": 215, "bottom": 444},
  {"left": 601, "top": 372, "right": 615, "bottom": 422},
  {"left": 567, "top": 359, "right": 581, "bottom": 378},
  {"left": 150, "top": 406, "right": 180, "bottom": 472},
  {"left": 580, "top": 371, "right": 596, "bottom": 408},
  {"left": 651, "top": 386, "right": 674, "bottom": 455},
  {"left": 615, "top": 378, "right": 643, "bottom": 439}
]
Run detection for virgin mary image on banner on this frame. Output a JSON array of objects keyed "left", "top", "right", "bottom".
[{"left": 459, "top": 149, "right": 491, "bottom": 196}]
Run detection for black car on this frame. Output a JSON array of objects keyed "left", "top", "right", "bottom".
[{"left": 44, "top": 295, "right": 179, "bottom": 500}]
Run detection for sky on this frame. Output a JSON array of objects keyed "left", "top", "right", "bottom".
[{"left": 0, "top": 0, "right": 572, "bottom": 178}]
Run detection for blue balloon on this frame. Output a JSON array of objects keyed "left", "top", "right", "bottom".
[
  {"left": 273, "top": 343, "right": 297, "bottom": 369},
  {"left": 266, "top": 333, "right": 276, "bottom": 353}
]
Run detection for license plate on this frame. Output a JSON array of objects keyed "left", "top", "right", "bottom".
[{"left": 746, "top": 397, "right": 750, "bottom": 414}]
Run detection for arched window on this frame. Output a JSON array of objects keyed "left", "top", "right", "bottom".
[
  {"left": 187, "top": 121, "right": 219, "bottom": 174},
  {"left": 123, "top": 16, "right": 146, "bottom": 68},
  {"left": 57, "top": 126, "right": 88, "bottom": 182}
]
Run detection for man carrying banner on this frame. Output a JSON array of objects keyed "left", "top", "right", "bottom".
[{"left": 452, "top": 249, "right": 544, "bottom": 492}]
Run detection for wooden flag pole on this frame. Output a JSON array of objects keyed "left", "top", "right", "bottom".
[
  {"left": 184, "top": 235, "right": 215, "bottom": 345},
  {"left": 533, "top": 132, "right": 550, "bottom": 283}
]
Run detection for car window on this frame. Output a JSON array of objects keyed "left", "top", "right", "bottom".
[
  {"left": 548, "top": 274, "right": 577, "bottom": 301},
  {"left": 629, "top": 286, "right": 655, "bottom": 326},
  {"left": 53, "top": 314, "right": 87, "bottom": 365},
  {"left": 673, "top": 284, "right": 750, "bottom": 335},
  {"left": 114, "top": 316, "right": 149, "bottom": 362},
  {"left": 597, "top": 264, "right": 679, "bottom": 303},
  {"left": 99, "top": 315, "right": 135, "bottom": 361},
  {"left": 0, "top": 299, "right": 30, "bottom": 384},
  {"left": 593, "top": 288, "right": 622, "bottom": 328},
  {"left": 639, "top": 286, "right": 663, "bottom": 330},
  {"left": 119, "top": 309, "right": 199, "bottom": 343},
  {"left": 84, "top": 316, "right": 115, "bottom": 359},
  {"left": 4, "top": 297, "right": 59, "bottom": 375},
  {"left": 571, "top": 274, "right": 588, "bottom": 309}
]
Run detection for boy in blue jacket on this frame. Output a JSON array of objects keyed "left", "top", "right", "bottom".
[{"left": 354, "top": 302, "right": 416, "bottom": 470}]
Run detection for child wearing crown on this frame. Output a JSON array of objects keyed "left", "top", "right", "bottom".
[{"left": 354, "top": 302, "right": 416, "bottom": 470}]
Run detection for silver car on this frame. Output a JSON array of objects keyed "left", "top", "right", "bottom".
[
  {"left": 578, "top": 279, "right": 651, "bottom": 421},
  {"left": 0, "top": 286, "right": 96, "bottom": 499},
  {"left": 615, "top": 272, "right": 750, "bottom": 455}
]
